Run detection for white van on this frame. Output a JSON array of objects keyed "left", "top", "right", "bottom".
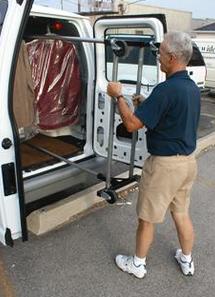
[
  {"left": 0, "top": 1, "right": 204, "bottom": 246},
  {"left": 192, "top": 38, "right": 215, "bottom": 88}
]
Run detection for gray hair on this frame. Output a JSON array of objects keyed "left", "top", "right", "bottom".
[{"left": 164, "top": 31, "right": 193, "bottom": 65}]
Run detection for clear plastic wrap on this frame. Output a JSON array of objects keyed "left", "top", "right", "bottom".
[{"left": 27, "top": 39, "right": 82, "bottom": 130}]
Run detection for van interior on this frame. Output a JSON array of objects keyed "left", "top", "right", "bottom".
[{"left": 14, "top": 16, "right": 88, "bottom": 175}]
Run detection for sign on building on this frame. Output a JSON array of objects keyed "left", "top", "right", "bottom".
[{"left": 80, "top": 0, "right": 119, "bottom": 14}]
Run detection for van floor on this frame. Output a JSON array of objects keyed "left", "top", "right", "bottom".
[{"left": 20, "top": 133, "right": 84, "bottom": 171}]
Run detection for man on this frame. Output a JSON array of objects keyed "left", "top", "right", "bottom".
[{"left": 107, "top": 31, "right": 200, "bottom": 278}]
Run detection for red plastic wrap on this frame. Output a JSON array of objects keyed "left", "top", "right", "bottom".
[{"left": 27, "top": 39, "right": 81, "bottom": 130}]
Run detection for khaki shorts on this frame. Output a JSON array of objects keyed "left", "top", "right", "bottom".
[{"left": 136, "top": 155, "right": 197, "bottom": 223}]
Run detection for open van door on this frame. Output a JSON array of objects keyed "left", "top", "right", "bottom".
[
  {"left": 0, "top": 0, "right": 33, "bottom": 245},
  {"left": 93, "top": 15, "right": 166, "bottom": 167}
]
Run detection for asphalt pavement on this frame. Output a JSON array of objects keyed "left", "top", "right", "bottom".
[
  {"left": 198, "top": 90, "right": 215, "bottom": 138},
  {"left": 0, "top": 92, "right": 215, "bottom": 297}
]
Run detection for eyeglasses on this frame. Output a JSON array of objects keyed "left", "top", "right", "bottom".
[{"left": 156, "top": 53, "right": 160, "bottom": 59}]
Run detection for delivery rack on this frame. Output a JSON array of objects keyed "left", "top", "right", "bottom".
[{"left": 27, "top": 34, "right": 148, "bottom": 204}]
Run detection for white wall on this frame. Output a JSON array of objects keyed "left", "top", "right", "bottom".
[{"left": 126, "top": 4, "right": 192, "bottom": 32}]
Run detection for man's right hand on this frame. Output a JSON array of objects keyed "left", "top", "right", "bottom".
[{"left": 132, "top": 94, "right": 145, "bottom": 107}]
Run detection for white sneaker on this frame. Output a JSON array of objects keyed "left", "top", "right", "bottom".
[
  {"left": 115, "top": 255, "right": 147, "bottom": 278},
  {"left": 175, "top": 249, "right": 194, "bottom": 276}
]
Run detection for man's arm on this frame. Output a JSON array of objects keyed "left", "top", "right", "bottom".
[
  {"left": 116, "top": 95, "right": 144, "bottom": 132},
  {"left": 107, "top": 82, "right": 144, "bottom": 132}
]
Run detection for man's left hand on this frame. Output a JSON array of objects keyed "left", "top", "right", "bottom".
[{"left": 107, "top": 82, "right": 122, "bottom": 98}]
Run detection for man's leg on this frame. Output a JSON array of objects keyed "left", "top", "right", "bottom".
[
  {"left": 136, "top": 219, "right": 154, "bottom": 258},
  {"left": 114, "top": 218, "right": 152, "bottom": 278},
  {"left": 171, "top": 211, "right": 195, "bottom": 275},
  {"left": 171, "top": 212, "right": 194, "bottom": 255}
]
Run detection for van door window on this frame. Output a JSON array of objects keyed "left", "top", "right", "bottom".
[
  {"left": 0, "top": 0, "right": 8, "bottom": 34},
  {"left": 105, "top": 29, "right": 158, "bottom": 86},
  {"left": 186, "top": 43, "right": 206, "bottom": 88},
  {"left": 188, "top": 44, "right": 205, "bottom": 66}
]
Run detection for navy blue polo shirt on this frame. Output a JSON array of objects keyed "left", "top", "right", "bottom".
[{"left": 134, "top": 70, "right": 201, "bottom": 156}]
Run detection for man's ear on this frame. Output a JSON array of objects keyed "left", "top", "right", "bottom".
[{"left": 170, "top": 53, "right": 177, "bottom": 62}]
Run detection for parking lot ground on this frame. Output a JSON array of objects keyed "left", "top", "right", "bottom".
[
  {"left": 0, "top": 147, "right": 215, "bottom": 297},
  {"left": 198, "top": 91, "right": 215, "bottom": 138}
]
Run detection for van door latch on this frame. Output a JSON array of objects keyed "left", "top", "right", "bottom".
[
  {"left": 2, "top": 138, "right": 12, "bottom": 149},
  {"left": 1, "top": 163, "right": 17, "bottom": 195},
  {"left": 16, "top": 0, "right": 24, "bottom": 4},
  {"left": 5, "top": 228, "right": 14, "bottom": 247}
]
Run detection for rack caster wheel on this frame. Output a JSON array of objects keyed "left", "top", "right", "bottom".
[{"left": 98, "top": 189, "right": 117, "bottom": 204}]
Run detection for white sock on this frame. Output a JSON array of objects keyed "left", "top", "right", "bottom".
[
  {"left": 134, "top": 255, "right": 146, "bottom": 266},
  {"left": 181, "top": 252, "right": 192, "bottom": 262}
]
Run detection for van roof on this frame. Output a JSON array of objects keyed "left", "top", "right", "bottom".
[
  {"left": 192, "top": 37, "right": 215, "bottom": 43},
  {"left": 31, "top": 4, "right": 88, "bottom": 20}
]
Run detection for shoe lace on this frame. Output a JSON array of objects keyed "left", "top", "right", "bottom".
[
  {"left": 124, "top": 256, "right": 134, "bottom": 267},
  {"left": 180, "top": 256, "right": 193, "bottom": 268},
  {"left": 126, "top": 256, "right": 145, "bottom": 269}
]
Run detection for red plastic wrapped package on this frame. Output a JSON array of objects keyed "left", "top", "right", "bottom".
[{"left": 27, "top": 39, "right": 81, "bottom": 130}]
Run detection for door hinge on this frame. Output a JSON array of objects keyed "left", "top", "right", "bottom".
[
  {"left": 5, "top": 228, "right": 14, "bottom": 247},
  {"left": 1, "top": 163, "right": 17, "bottom": 196}
]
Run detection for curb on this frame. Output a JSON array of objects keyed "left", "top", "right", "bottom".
[
  {"left": 27, "top": 132, "right": 215, "bottom": 236},
  {"left": 195, "top": 132, "right": 215, "bottom": 156}
]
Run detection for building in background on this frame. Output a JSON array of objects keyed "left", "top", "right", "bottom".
[
  {"left": 73, "top": 1, "right": 192, "bottom": 32},
  {"left": 125, "top": 3, "right": 192, "bottom": 32},
  {"left": 192, "top": 18, "right": 215, "bottom": 30},
  {"left": 75, "top": 0, "right": 119, "bottom": 14},
  {"left": 193, "top": 22, "right": 215, "bottom": 39}
]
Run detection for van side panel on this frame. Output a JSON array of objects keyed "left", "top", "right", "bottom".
[{"left": 192, "top": 38, "right": 215, "bottom": 88}]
